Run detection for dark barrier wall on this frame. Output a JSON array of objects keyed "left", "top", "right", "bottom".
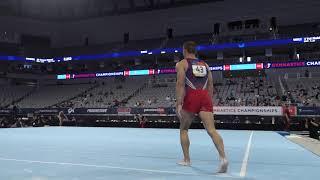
[
  {"left": 0, "top": 107, "right": 307, "bottom": 131},
  {"left": 0, "top": 108, "right": 175, "bottom": 116},
  {"left": 1, "top": 106, "right": 317, "bottom": 117},
  {"left": 296, "top": 107, "right": 320, "bottom": 116}
]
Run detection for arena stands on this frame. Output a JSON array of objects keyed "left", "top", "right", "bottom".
[
  {"left": 50, "top": 72, "right": 289, "bottom": 108},
  {"left": 126, "top": 75, "right": 176, "bottom": 108},
  {"left": 0, "top": 85, "right": 34, "bottom": 108},
  {"left": 284, "top": 77, "right": 320, "bottom": 107},
  {"left": 66, "top": 77, "right": 147, "bottom": 108},
  {"left": 94, "top": 72, "right": 282, "bottom": 108},
  {"left": 5, "top": 67, "right": 320, "bottom": 109},
  {"left": 214, "top": 77, "right": 280, "bottom": 106},
  {"left": 17, "top": 83, "right": 95, "bottom": 108}
]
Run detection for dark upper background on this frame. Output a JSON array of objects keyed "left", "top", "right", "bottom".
[{"left": 0, "top": 0, "right": 320, "bottom": 74}]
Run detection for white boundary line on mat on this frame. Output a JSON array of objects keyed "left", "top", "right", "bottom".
[
  {"left": 0, "top": 157, "right": 242, "bottom": 179},
  {"left": 240, "top": 131, "right": 254, "bottom": 177}
]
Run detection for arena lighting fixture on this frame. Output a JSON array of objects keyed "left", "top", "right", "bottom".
[
  {"left": 247, "top": 57, "right": 251, "bottom": 62},
  {"left": 148, "top": 52, "right": 153, "bottom": 55},
  {"left": 26, "top": 57, "right": 35, "bottom": 62},
  {"left": 161, "top": 51, "right": 166, "bottom": 54},
  {"left": 239, "top": 57, "right": 243, "bottom": 63},
  {"left": 2, "top": 36, "right": 318, "bottom": 63}
]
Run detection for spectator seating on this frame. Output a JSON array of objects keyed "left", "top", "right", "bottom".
[
  {"left": 17, "top": 83, "right": 94, "bottom": 108},
  {"left": 284, "top": 77, "right": 320, "bottom": 107},
  {"left": 70, "top": 77, "right": 147, "bottom": 108},
  {"left": 0, "top": 85, "right": 34, "bottom": 108},
  {"left": 125, "top": 75, "right": 176, "bottom": 108},
  {"left": 4, "top": 68, "right": 320, "bottom": 109},
  {"left": 214, "top": 77, "right": 279, "bottom": 106}
]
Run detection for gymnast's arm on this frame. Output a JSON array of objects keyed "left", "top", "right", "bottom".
[{"left": 176, "top": 60, "right": 186, "bottom": 107}]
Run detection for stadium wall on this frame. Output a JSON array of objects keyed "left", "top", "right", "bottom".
[
  {"left": 56, "top": 0, "right": 320, "bottom": 47},
  {"left": 0, "top": 17, "right": 58, "bottom": 45},
  {"left": 1, "top": 0, "right": 320, "bottom": 48}
]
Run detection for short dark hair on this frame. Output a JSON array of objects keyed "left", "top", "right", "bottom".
[{"left": 183, "top": 41, "right": 197, "bottom": 54}]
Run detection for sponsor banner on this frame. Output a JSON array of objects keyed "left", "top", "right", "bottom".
[
  {"left": 117, "top": 108, "right": 131, "bottom": 115},
  {"left": 224, "top": 65, "right": 231, "bottom": 71},
  {"left": 0, "top": 109, "right": 11, "bottom": 114},
  {"left": 35, "top": 109, "right": 60, "bottom": 114},
  {"left": 213, "top": 106, "right": 283, "bottom": 116},
  {"left": 297, "top": 107, "right": 320, "bottom": 116},
  {"left": 158, "top": 68, "right": 176, "bottom": 74},
  {"left": 96, "top": 72, "right": 123, "bottom": 77},
  {"left": 68, "top": 108, "right": 75, "bottom": 114},
  {"left": 209, "top": 66, "right": 224, "bottom": 71},
  {"left": 264, "top": 62, "right": 305, "bottom": 69},
  {"left": 283, "top": 106, "right": 297, "bottom": 117},
  {"left": 21, "top": 108, "right": 65, "bottom": 115},
  {"left": 293, "top": 36, "right": 320, "bottom": 43},
  {"left": 73, "top": 74, "right": 96, "bottom": 79},
  {"left": 86, "top": 108, "right": 108, "bottom": 113},
  {"left": 1, "top": 107, "right": 299, "bottom": 116},
  {"left": 143, "top": 108, "right": 165, "bottom": 114},
  {"left": 306, "top": 61, "right": 320, "bottom": 66},
  {"left": 303, "top": 36, "right": 320, "bottom": 43}
]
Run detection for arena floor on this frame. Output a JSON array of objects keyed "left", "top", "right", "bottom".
[{"left": 0, "top": 127, "right": 319, "bottom": 180}]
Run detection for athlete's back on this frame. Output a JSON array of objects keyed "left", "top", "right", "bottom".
[{"left": 185, "top": 58, "right": 209, "bottom": 91}]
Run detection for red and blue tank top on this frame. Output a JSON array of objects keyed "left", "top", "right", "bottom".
[{"left": 185, "top": 58, "right": 209, "bottom": 91}]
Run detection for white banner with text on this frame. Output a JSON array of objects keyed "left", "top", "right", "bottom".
[{"left": 213, "top": 106, "right": 283, "bottom": 116}]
